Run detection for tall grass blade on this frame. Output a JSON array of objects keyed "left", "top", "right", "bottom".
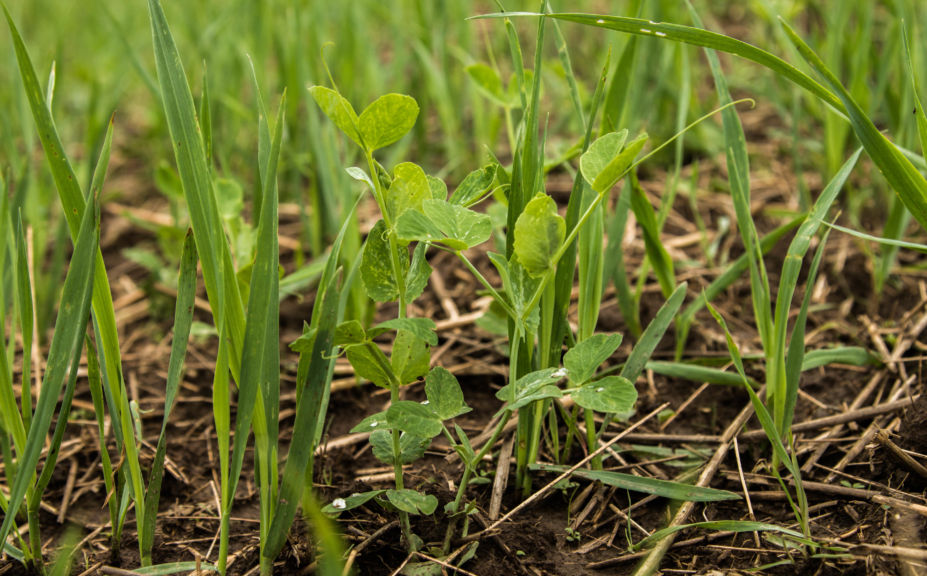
[
  {"left": 264, "top": 273, "right": 339, "bottom": 563},
  {"left": 148, "top": 0, "right": 246, "bottom": 372},
  {"left": 780, "top": 20, "right": 927, "bottom": 232},
  {"left": 620, "top": 282, "right": 687, "bottom": 384},
  {"left": 140, "top": 232, "right": 197, "bottom": 563},
  {"left": 0, "top": 192, "right": 97, "bottom": 550},
  {"left": 4, "top": 0, "right": 131, "bottom": 476},
  {"left": 706, "top": 302, "right": 809, "bottom": 536},
  {"left": 770, "top": 151, "right": 860, "bottom": 432},
  {"left": 675, "top": 217, "right": 803, "bottom": 358}
]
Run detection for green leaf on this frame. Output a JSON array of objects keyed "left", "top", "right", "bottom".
[
  {"left": 423, "top": 199, "right": 493, "bottom": 249},
  {"left": 630, "top": 172, "right": 674, "bottom": 297},
  {"left": 334, "top": 320, "right": 366, "bottom": 347},
  {"left": 370, "top": 429, "right": 429, "bottom": 464},
  {"left": 531, "top": 464, "right": 741, "bottom": 502},
  {"left": 131, "top": 563, "right": 218, "bottom": 575},
  {"left": 424, "top": 367, "right": 470, "bottom": 420},
  {"left": 621, "top": 283, "right": 687, "bottom": 383},
  {"left": 647, "top": 361, "right": 757, "bottom": 388},
  {"left": 265, "top": 268, "right": 340, "bottom": 563},
  {"left": 349, "top": 411, "right": 387, "bottom": 434},
  {"left": 405, "top": 241, "right": 432, "bottom": 301},
  {"left": 386, "top": 489, "right": 438, "bottom": 515},
  {"left": 391, "top": 330, "right": 430, "bottom": 385},
  {"left": 572, "top": 376, "right": 637, "bottom": 416},
  {"left": 387, "top": 162, "right": 431, "bottom": 222},
  {"left": 395, "top": 209, "right": 445, "bottom": 244},
  {"left": 580, "top": 130, "right": 628, "bottom": 188},
  {"left": 141, "top": 232, "right": 198, "bottom": 558},
  {"left": 386, "top": 401, "right": 444, "bottom": 438},
  {"left": 322, "top": 490, "right": 385, "bottom": 516},
  {"left": 564, "top": 333, "right": 623, "bottom": 385},
  {"left": 495, "top": 367, "right": 566, "bottom": 413},
  {"left": 513, "top": 193, "right": 565, "bottom": 278},
  {"left": 358, "top": 93, "right": 419, "bottom": 151},
  {"left": 370, "top": 318, "right": 438, "bottom": 346},
  {"left": 427, "top": 175, "right": 447, "bottom": 200},
  {"left": 346, "top": 344, "right": 392, "bottom": 388},
  {"left": 361, "top": 219, "right": 407, "bottom": 302},
  {"left": 586, "top": 132, "right": 648, "bottom": 194},
  {"left": 309, "top": 86, "right": 363, "bottom": 150},
  {"left": 801, "top": 347, "right": 877, "bottom": 371},
  {"left": 466, "top": 63, "right": 509, "bottom": 106},
  {"left": 0, "top": 190, "right": 97, "bottom": 547},
  {"left": 449, "top": 165, "right": 497, "bottom": 206}
]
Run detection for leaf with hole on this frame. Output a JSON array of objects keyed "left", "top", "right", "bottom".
[
  {"left": 390, "top": 330, "right": 430, "bottom": 385},
  {"left": 361, "top": 219, "right": 408, "bottom": 302}
]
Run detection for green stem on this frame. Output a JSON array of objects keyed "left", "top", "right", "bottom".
[
  {"left": 457, "top": 252, "right": 517, "bottom": 319},
  {"left": 442, "top": 410, "right": 513, "bottom": 555},
  {"left": 365, "top": 153, "right": 407, "bottom": 318},
  {"left": 27, "top": 494, "right": 44, "bottom": 576},
  {"left": 584, "top": 408, "right": 601, "bottom": 470}
]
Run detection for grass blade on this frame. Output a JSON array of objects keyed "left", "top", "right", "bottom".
[
  {"left": 531, "top": 464, "right": 740, "bottom": 502},
  {"left": 148, "top": 0, "right": 246, "bottom": 373},
  {"left": 780, "top": 20, "right": 927, "bottom": 232},
  {"left": 634, "top": 520, "right": 804, "bottom": 551},
  {"left": 264, "top": 272, "right": 339, "bottom": 562},
  {"left": 140, "top": 232, "right": 198, "bottom": 563},
  {"left": 620, "top": 282, "right": 687, "bottom": 384},
  {"left": 0, "top": 191, "right": 97, "bottom": 549}
]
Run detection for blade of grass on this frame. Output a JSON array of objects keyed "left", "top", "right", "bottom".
[
  {"left": 245, "top": 91, "right": 285, "bottom": 575},
  {"left": 263, "top": 272, "right": 339, "bottom": 563},
  {"left": 0, "top": 190, "right": 97, "bottom": 552},
  {"left": 675, "top": 216, "right": 803, "bottom": 359},
  {"left": 3, "top": 4, "right": 135, "bottom": 512},
  {"left": 706, "top": 302, "right": 809, "bottom": 536},
  {"left": 780, "top": 19, "right": 927, "bottom": 232},
  {"left": 769, "top": 150, "right": 860, "bottom": 433},
  {"left": 140, "top": 232, "right": 197, "bottom": 565}
]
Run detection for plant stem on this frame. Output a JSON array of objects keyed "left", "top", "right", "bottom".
[
  {"left": 442, "top": 410, "right": 514, "bottom": 555},
  {"left": 457, "top": 252, "right": 516, "bottom": 319}
]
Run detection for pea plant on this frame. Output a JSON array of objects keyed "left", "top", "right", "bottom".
[{"left": 309, "top": 12, "right": 744, "bottom": 559}]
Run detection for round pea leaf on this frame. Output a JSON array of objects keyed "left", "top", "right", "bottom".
[
  {"left": 386, "top": 489, "right": 438, "bottom": 515},
  {"left": 513, "top": 193, "right": 565, "bottom": 278},
  {"left": 564, "top": 333, "right": 623, "bottom": 385},
  {"left": 358, "top": 93, "right": 418, "bottom": 151},
  {"left": 386, "top": 400, "right": 443, "bottom": 439},
  {"left": 572, "top": 376, "right": 637, "bottom": 416}
]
